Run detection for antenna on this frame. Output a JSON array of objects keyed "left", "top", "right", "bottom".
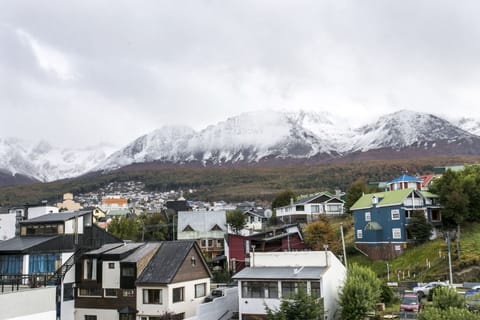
[{"left": 264, "top": 209, "right": 272, "bottom": 218}]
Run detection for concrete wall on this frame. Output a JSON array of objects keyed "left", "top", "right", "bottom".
[
  {"left": 0, "top": 212, "right": 16, "bottom": 240},
  {"left": 253, "top": 251, "right": 330, "bottom": 267},
  {"left": 28, "top": 206, "right": 59, "bottom": 219},
  {"left": 0, "top": 287, "right": 56, "bottom": 320}
]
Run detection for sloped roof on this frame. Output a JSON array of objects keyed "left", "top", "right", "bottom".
[
  {"left": 232, "top": 266, "right": 327, "bottom": 280},
  {"left": 136, "top": 241, "right": 211, "bottom": 285},
  {"left": 388, "top": 174, "right": 422, "bottom": 184},
  {"left": 21, "top": 210, "right": 91, "bottom": 224},
  {"left": 350, "top": 188, "right": 415, "bottom": 210},
  {"left": 177, "top": 211, "right": 226, "bottom": 233},
  {"left": 276, "top": 192, "right": 344, "bottom": 210},
  {"left": 0, "top": 236, "right": 59, "bottom": 252},
  {"left": 420, "top": 191, "right": 439, "bottom": 198}
]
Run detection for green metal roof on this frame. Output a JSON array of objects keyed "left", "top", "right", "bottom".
[
  {"left": 350, "top": 188, "right": 414, "bottom": 210},
  {"left": 420, "top": 191, "right": 438, "bottom": 198}
]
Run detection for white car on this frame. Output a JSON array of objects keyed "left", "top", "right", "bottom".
[{"left": 413, "top": 282, "right": 448, "bottom": 298}]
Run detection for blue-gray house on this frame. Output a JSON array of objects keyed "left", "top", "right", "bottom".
[{"left": 351, "top": 174, "right": 441, "bottom": 260}]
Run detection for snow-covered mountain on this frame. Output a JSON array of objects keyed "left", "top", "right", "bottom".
[
  {"left": 96, "top": 109, "right": 480, "bottom": 171},
  {"left": 2, "top": 109, "right": 480, "bottom": 184},
  {"left": 0, "top": 138, "right": 115, "bottom": 182}
]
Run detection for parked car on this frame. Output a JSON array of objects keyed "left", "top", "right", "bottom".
[
  {"left": 413, "top": 281, "right": 448, "bottom": 298},
  {"left": 204, "top": 288, "right": 225, "bottom": 302},
  {"left": 400, "top": 292, "right": 421, "bottom": 313},
  {"left": 465, "top": 286, "right": 480, "bottom": 311}
]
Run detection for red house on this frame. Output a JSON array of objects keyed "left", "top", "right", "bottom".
[{"left": 226, "top": 224, "right": 308, "bottom": 273}]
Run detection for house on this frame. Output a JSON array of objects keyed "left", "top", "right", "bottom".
[
  {"left": 75, "top": 242, "right": 161, "bottom": 320},
  {"left": 136, "top": 241, "right": 213, "bottom": 319},
  {"left": 101, "top": 196, "right": 129, "bottom": 211},
  {"left": 275, "top": 192, "right": 344, "bottom": 224},
  {"left": 351, "top": 174, "right": 442, "bottom": 260},
  {"left": 56, "top": 193, "right": 83, "bottom": 211},
  {"left": 0, "top": 209, "right": 121, "bottom": 320},
  {"left": 243, "top": 208, "right": 268, "bottom": 233},
  {"left": 226, "top": 224, "right": 308, "bottom": 273},
  {"left": 232, "top": 251, "right": 346, "bottom": 320},
  {"left": 0, "top": 204, "right": 60, "bottom": 241},
  {"left": 177, "top": 211, "right": 226, "bottom": 260}
]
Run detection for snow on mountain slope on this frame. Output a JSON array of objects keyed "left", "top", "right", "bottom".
[
  {"left": 3, "top": 109, "right": 480, "bottom": 183},
  {"left": 350, "top": 110, "right": 475, "bottom": 152},
  {"left": 97, "top": 111, "right": 340, "bottom": 171},
  {"left": 0, "top": 138, "right": 115, "bottom": 182}
]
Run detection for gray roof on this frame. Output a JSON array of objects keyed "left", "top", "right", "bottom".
[
  {"left": 85, "top": 243, "right": 125, "bottom": 255},
  {"left": 177, "top": 211, "right": 226, "bottom": 233},
  {"left": 232, "top": 266, "right": 327, "bottom": 280},
  {"left": 21, "top": 210, "right": 91, "bottom": 224},
  {"left": 122, "top": 242, "right": 161, "bottom": 263},
  {"left": 0, "top": 236, "right": 58, "bottom": 252},
  {"left": 136, "top": 241, "right": 209, "bottom": 285}
]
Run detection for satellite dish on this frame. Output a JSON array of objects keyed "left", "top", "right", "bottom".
[{"left": 264, "top": 209, "right": 272, "bottom": 218}]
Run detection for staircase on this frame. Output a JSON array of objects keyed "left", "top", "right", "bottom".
[{"left": 48, "top": 248, "right": 87, "bottom": 285}]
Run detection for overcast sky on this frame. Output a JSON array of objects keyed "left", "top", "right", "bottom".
[{"left": 1, "top": 1, "right": 480, "bottom": 148}]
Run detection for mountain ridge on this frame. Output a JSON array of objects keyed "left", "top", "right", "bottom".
[{"left": 2, "top": 109, "right": 480, "bottom": 185}]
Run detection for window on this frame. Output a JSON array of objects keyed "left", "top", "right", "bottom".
[
  {"left": 122, "top": 266, "right": 135, "bottom": 277},
  {"left": 241, "top": 281, "right": 278, "bottom": 299},
  {"left": 0, "top": 255, "right": 23, "bottom": 275},
  {"left": 195, "top": 283, "right": 206, "bottom": 298},
  {"left": 217, "top": 239, "right": 224, "bottom": 248},
  {"left": 365, "top": 212, "right": 371, "bottom": 222},
  {"left": 357, "top": 229, "right": 363, "bottom": 239},
  {"left": 392, "top": 228, "right": 402, "bottom": 239},
  {"left": 29, "top": 254, "right": 59, "bottom": 273},
  {"left": 119, "top": 315, "right": 135, "bottom": 320},
  {"left": 108, "top": 263, "right": 115, "bottom": 269},
  {"left": 105, "top": 288, "right": 117, "bottom": 297},
  {"left": 201, "top": 240, "right": 207, "bottom": 248},
  {"left": 281, "top": 281, "right": 307, "bottom": 298},
  {"left": 63, "top": 283, "right": 74, "bottom": 301},
  {"left": 122, "top": 289, "right": 135, "bottom": 297},
  {"left": 391, "top": 209, "right": 400, "bottom": 220},
  {"left": 85, "top": 316, "right": 97, "bottom": 320},
  {"left": 83, "top": 258, "right": 97, "bottom": 280},
  {"left": 296, "top": 205, "right": 305, "bottom": 212},
  {"left": 431, "top": 210, "right": 441, "bottom": 222},
  {"left": 311, "top": 281, "right": 321, "bottom": 297},
  {"left": 78, "top": 288, "right": 102, "bottom": 297},
  {"left": 327, "top": 204, "right": 342, "bottom": 213},
  {"left": 143, "top": 289, "right": 162, "bottom": 304},
  {"left": 208, "top": 239, "right": 213, "bottom": 247},
  {"left": 310, "top": 205, "right": 320, "bottom": 213},
  {"left": 173, "top": 287, "right": 184, "bottom": 303}
]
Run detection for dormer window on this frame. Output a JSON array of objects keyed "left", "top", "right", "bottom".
[{"left": 372, "top": 196, "right": 378, "bottom": 205}]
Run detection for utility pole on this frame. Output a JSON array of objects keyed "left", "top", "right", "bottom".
[
  {"left": 340, "top": 223, "right": 347, "bottom": 268},
  {"left": 447, "top": 232, "right": 453, "bottom": 285}
]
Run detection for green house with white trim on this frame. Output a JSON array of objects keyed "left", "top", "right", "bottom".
[{"left": 351, "top": 174, "right": 441, "bottom": 260}]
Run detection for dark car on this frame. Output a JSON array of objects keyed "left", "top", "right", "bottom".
[{"left": 204, "top": 288, "right": 225, "bottom": 302}]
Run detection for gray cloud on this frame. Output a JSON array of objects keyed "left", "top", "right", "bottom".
[{"left": 1, "top": 0, "right": 480, "bottom": 147}]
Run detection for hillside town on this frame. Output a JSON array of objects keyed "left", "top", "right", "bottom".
[{"left": 1, "top": 165, "right": 480, "bottom": 320}]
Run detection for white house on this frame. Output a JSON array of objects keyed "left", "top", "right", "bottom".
[
  {"left": 232, "top": 251, "right": 346, "bottom": 320},
  {"left": 275, "top": 192, "right": 345, "bottom": 224},
  {"left": 135, "top": 241, "right": 213, "bottom": 319}
]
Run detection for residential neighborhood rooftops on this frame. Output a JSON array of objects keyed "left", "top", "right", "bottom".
[
  {"left": 232, "top": 266, "right": 327, "bottom": 280},
  {"left": 121, "top": 242, "right": 161, "bottom": 263},
  {"left": 388, "top": 174, "right": 422, "bottom": 184}
]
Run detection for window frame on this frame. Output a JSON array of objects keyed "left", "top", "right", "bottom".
[
  {"left": 195, "top": 283, "right": 207, "bottom": 298},
  {"left": 173, "top": 287, "right": 185, "bottom": 303},
  {"left": 143, "top": 289, "right": 162, "bottom": 304}
]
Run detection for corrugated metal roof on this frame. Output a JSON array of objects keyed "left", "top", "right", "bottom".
[
  {"left": 122, "top": 242, "right": 161, "bottom": 263},
  {"left": 232, "top": 266, "right": 327, "bottom": 280},
  {"left": 21, "top": 210, "right": 91, "bottom": 224},
  {"left": 0, "top": 236, "right": 59, "bottom": 252},
  {"left": 388, "top": 174, "right": 422, "bottom": 184},
  {"left": 136, "top": 241, "right": 200, "bottom": 285}
]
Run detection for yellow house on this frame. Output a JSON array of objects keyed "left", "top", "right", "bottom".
[{"left": 56, "top": 193, "right": 82, "bottom": 211}]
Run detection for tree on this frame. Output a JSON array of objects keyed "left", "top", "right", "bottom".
[
  {"left": 265, "top": 287, "right": 324, "bottom": 320},
  {"left": 139, "top": 212, "right": 169, "bottom": 241},
  {"left": 271, "top": 190, "right": 296, "bottom": 210},
  {"left": 406, "top": 210, "right": 433, "bottom": 244},
  {"left": 226, "top": 209, "right": 246, "bottom": 234},
  {"left": 107, "top": 217, "right": 140, "bottom": 240},
  {"left": 339, "top": 263, "right": 382, "bottom": 320},
  {"left": 431, "top": 287, "right": 465, "bottom": 310},
  {"left": 418, "top": 307, "right": 477, "bottom": 320},
  {"left": 345, "top": 178, "right": 370, "bottom": 213},
  {"left": 303, "top": 216, "right": 339, "bottom": 253}
]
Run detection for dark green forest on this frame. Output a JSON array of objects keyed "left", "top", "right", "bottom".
[{"left": 0, "top": 156, "right": 479, "bottom": 207}]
